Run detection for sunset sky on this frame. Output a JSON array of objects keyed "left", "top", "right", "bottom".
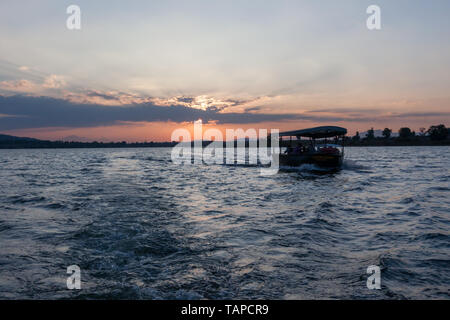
[{"left": 1, "top": 0, "right": 449, "bottom": 141}]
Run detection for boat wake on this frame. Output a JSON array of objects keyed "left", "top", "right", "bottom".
[
  {"left": 201, "top": 157, "right": 369, "bottom": 174},
  {"left": 342, "top": 159, "right": 371, "bottom": 172},
  {"left": 278, "top": 163, "right": 338, "bottom": 173},
  {"left": 277, "top": 159, "right": 370, "bottom": 174}
]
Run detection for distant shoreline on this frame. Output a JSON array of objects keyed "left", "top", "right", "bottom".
[
  {"left": 1, "top": 140, "right": 449, "bottom": 149},
  {"left": 2, "top": 124, "right": 450, "bottom": 149}
]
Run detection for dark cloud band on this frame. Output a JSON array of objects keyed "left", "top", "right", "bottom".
[{"left": 0, "top": 95, "right": 448, "bottom": 130}]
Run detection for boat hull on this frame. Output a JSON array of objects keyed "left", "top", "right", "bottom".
[{"left": 279, "top": 153, "right": 343, "bottom": 168}]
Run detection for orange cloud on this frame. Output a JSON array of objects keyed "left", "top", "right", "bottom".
[
  {"left": 42, "top": 75, "right": 66, "bottom": 89},
  {"left": 0, "top": 79, "right": 38, "bottom": 92}
]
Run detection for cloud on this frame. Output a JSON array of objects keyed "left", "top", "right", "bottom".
[
  {"left": 42, "top": 75, "right": 66, "bottom": 89},
  {"left": 175, "top": 97, "right": 195, "bottom": 104},
  {"left": 64, "top": 90, "right": 149, "bottom": 106},
  {"left": 245, "top": 106, "right": 261, "bottom": 112},
  {"left": 388, "top": 112, "right": 450, "bottom": 118},
  {"left": 0, "top": 79, "right": 38, "bottom": 92},
  {"left": 1, "top": 94, "right": 449, "bottom": 131},
  {"left": 0, "top": 74, "right": 66, "bottom": 93},
  {"left": 0, "top": 113, "right": 16, "bottom": 118},
  {"left": 0, "top": 94, "right": 317, "bottom": 130}
]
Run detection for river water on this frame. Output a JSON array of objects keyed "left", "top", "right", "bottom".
[{"left": 0, "top": 147, "right": 449, "bottom": 299}]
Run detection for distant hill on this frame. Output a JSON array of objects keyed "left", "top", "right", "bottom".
[
  {"left": 0, "top": 132, "right": 448, "bottom": 149},
  {"left": 0, "top": 134, "right": 177, "bottom": 148},
  {"left": 0, "top": 134, "right": 39, "bottom": 141}
]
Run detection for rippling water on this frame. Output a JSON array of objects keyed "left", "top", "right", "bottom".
[{"left": 0, "top": 147, "right": 449, "bottom": 299}]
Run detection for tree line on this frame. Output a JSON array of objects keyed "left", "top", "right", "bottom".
[
  {"left": 0, "top": 124, "right": 448, "bottom": 149},
  {"left": 347, "top": 124, "right": 449, "bottom": 146}
]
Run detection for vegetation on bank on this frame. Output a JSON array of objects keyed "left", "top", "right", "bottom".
[
  {"left": 0, "top": 138, "right": 178, "bottom": 149},
  {"left": 0, "top": 124, "right": 448, "bottom": 149},
  {"left": 344, "top": 124, "right": 449, "bottom": 146}
]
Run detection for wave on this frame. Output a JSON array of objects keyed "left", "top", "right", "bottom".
[{"left": 342, "top": 159, "right": 371, "bottom": 171}]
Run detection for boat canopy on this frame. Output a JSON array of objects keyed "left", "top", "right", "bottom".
[{"left": 279, "top": 126, "right": 347, "bottom": 139}]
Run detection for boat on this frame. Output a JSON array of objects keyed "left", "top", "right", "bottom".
[{"left": 277, "top": 126, "right": 347, "bottom": 168}]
